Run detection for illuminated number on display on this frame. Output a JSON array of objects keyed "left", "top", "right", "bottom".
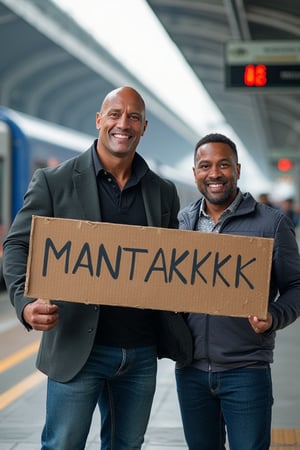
[{"left": 244, "top": 64, "right": 267, "bottom": 87}]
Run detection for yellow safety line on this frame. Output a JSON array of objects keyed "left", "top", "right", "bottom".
[
  {"left": 1, "top": 342, "right": 300, "bottom": 445},
  {"left": 0, "top": 370, "right": 46, "bottom": 410},
  {"left": 0, "top": 340, "right": 40, "bottom": 373}
]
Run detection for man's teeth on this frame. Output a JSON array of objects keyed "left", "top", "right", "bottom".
[{"left": 114, "top": 134, "right": 129, "bottom": 139}]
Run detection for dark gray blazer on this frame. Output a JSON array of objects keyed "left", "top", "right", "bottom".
[{"left": 3, "top": 146, "right": 190, "bottom": 382}]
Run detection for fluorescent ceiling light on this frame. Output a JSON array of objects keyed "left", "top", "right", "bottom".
[{"left": 51, "top": 0, "right": 272, "bottom": 193}]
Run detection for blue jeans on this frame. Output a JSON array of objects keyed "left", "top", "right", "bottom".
[
  {"left": 175, "top": 365, "right": 273, "bottom": 450},
  {"left": 41, "top": 345, "right": 157, "bottom": 450}
]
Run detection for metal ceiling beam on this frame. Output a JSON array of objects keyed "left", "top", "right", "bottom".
[{"left": 0, "top": 0, "right": 199, "bottom": 145}]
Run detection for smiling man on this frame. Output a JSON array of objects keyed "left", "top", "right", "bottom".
[
  {"left": 96, "top": 87, "right": 148, "bottom": 183},
  {"left": 3, "top": 86, "right": 193, "bottom": 450},
  {"left": 175, "top": 133, "right": 300, "bottom": 450},
  {"left": 193, "top": 135, "right": 241, "bottom": 220}
]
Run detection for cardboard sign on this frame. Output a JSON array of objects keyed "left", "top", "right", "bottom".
[{"left": 25, "top": 216, "right": 274, "bottom": 318}]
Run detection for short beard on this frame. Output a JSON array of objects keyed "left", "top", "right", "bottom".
[{"left": 201, "top": 186, "right": 235, "bottom": 206}]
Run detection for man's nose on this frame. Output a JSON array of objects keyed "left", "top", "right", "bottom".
[
  {"left": 117, "top": 113, "right": 130, "bottom": 127},
  {"left": 209, "top": 165, "right": 222, "bottom": 177}
]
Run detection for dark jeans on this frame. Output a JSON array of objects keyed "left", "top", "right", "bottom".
[
  {"left": 176, "top": 365, "right": 273, "bottom": 450},
  {"left": 41, "top": 345, "right": 157, "bottom": 450}
]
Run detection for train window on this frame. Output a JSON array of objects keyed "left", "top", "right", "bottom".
[
  {"left": 29, "top": 138, "right": 77, "bottom": 172},
  {"left": 32, "top": 158, "right": 52, "bottom": 171},
  {"left": 0, "top": 121, "right": 11, "bottom": 231},
  {"left": 0, "top": 158, "right": 4, "bottom": 264},
  {"left": 0, "top": 157, "right": 3, "bottom": 224},
  {"left": 0, "top": 121, "right": 11, "bottom": 281}
]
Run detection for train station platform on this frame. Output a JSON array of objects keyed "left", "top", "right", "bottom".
[{"left": 0, "top": 291, "right": 300, "bottom": 449}]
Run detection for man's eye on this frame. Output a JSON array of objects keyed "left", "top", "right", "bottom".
[
  {"left": 109, "top": 112, "right": 120, "bottom": 118},
  {"left": 130, "top": 114, "right": 140, "bottom": 121}
]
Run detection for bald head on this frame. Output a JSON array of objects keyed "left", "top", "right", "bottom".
[
  {"left": 95, "top": 85, "right": 148, "bottom": 161},
  {"left": 100, "top": 86, "right": 146, "bottom": 119}
]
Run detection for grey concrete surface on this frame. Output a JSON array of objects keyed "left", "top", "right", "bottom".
[{"left": 0, "top": 292, "right": 300, "bottom": 449}]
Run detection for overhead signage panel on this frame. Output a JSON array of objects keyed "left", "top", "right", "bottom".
[{"left": 224, "top": 40, "right": 300, "bottom": 91}]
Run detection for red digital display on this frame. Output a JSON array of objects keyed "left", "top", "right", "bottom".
[
  {"left": 243, "top": 64, "right": 267, "bottom": 87},
  {"left": 225, "top": 63, "right": 300, "bottom": 89}
]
